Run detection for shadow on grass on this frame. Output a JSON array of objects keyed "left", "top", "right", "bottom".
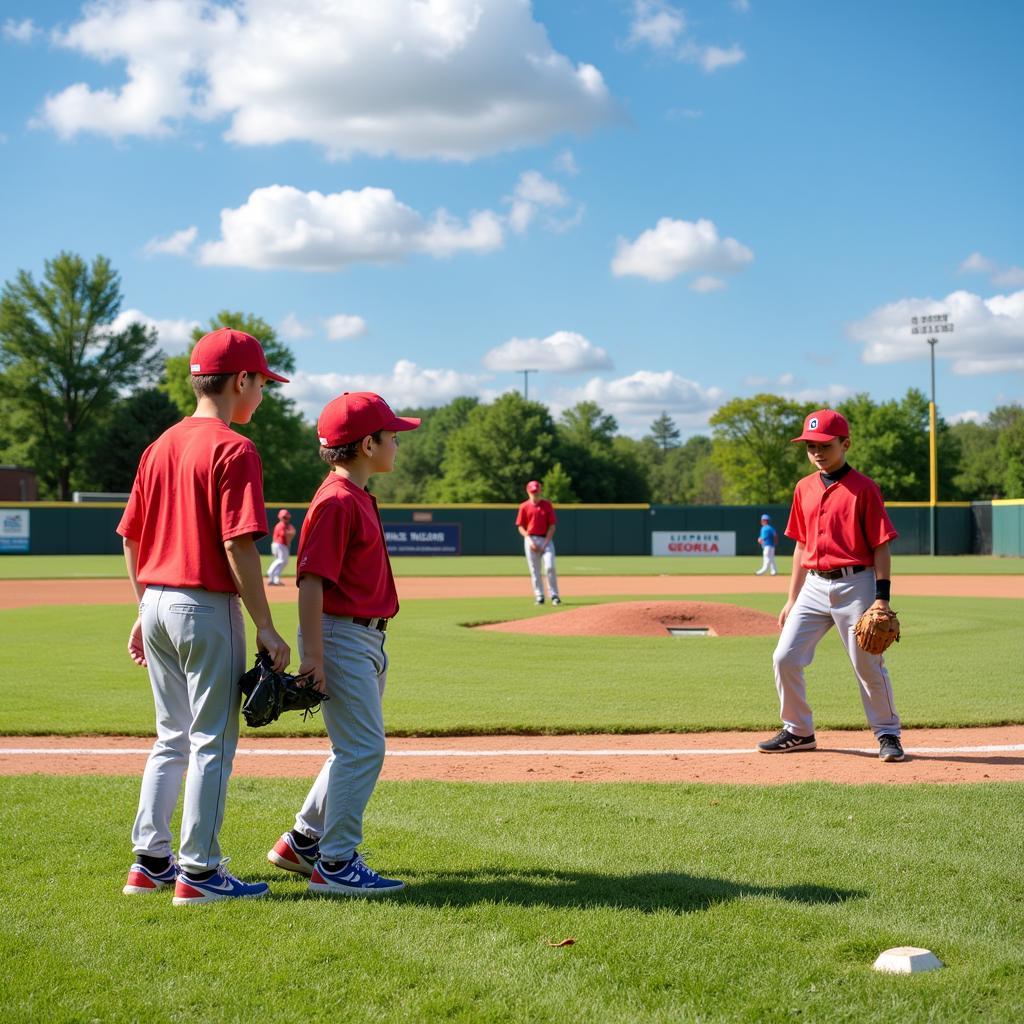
[{"left": 337, "top": 867, "right": 865, "bottom": 914}]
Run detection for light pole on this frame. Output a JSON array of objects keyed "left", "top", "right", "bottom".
[
  {"left": 910, "top": 313, "right": 955, "bottom": 555},
  {"left": 521, "top": 368, "right": 538, "bottom": 400}
]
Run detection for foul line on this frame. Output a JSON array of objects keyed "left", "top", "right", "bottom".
[{"left": 1, "top": 744, "right": 1023, "bottom": 758}]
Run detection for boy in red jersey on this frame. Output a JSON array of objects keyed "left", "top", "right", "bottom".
[
  {"left": 266, "top": 392, "right": 419, "bottom": 896},
  {"left": 266, "top": 509, "right": 296, "bottom": 585},
  {"left": 758, "top": 409, "right": 904, "bottom": 763},
  {"left": 118, "top": 328, "right": 291, "bottom": 904},
  {"left": 516, "top": 479, "right": 560, "bottom": 605}
]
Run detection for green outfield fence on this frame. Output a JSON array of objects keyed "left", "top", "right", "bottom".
[{"left": 2, "top": 499, "right": 1022, "bottom": 557}]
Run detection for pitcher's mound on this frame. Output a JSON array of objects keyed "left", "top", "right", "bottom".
[{"left": 475, "top": 601, "right": 779, "bottom": 638}]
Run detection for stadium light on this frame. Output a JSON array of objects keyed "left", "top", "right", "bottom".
[{"left": 909, "top": 313, "right": 955, "bottom": 555}]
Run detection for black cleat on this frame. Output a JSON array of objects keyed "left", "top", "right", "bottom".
[
  {"left": 757, "top": 729, "right": 817, "bottom": 753},
  {"left": 878, "top": 734, "right": 905, "bottom": 762}
]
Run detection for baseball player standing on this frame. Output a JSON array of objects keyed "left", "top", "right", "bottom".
[
  {"left": 758, "top": 409, "right": 904, "bottom": 762},
  {"left": 516, "top": 480, "right": 560, "bottom": 605},
  {"left": 266, "top": 392, "right": 419, "bottom": 896},
  {"left": 266, "top": 509, "right": 296, "bottom": 585},
  {"left": 755, "top": 513, "right": 778, "bottom": 575},
  {"left": 118, "top": 328, "right": 291, "bottom": 904}
]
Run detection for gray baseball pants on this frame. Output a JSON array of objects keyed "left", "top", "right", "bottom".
[
  {"left": 773, "top": 568, "right": 901, "bottom": 739},
  {"left": 267, "top": 542, "right": 290, "bottom": 583},
  {"left": 132, "top": 586, "right": 245, "bottom": 872},
  {"left": 524, "top": 535, "right": 559, "bottom": 600},
  {"left": 292, "top": 616, "right": 389, "bottom": 861}
]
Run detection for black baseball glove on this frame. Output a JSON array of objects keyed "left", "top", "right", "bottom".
[{"left": 239, "top": 651, "right": 327, "bottom": 728}]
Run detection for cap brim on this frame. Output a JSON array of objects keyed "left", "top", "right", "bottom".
[
  {"left": 792, "top": 431, "right": 837, "bottom": 443},
  {"left": 263, "top": 370, "right": 290, "bottom": 383},
  {"left": 387, "top": 415, "right": 421, "bottom": 432}
]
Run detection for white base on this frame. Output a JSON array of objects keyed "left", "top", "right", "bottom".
[{"left": 872, "top": 947, "right": 944, "bottom": 974}]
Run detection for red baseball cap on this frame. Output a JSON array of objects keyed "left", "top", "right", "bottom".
[
  {"left": 189, "top": 328, "right": 289, "bottom": 383},
  {"left": 317, "top": 392, "right": 421, "bottom": 446},
  {"left": 277, "top": 509, "right": 291, "bottom": 520},
  {"left": 792, "top": 409, "right": 850, "bottom": 443},
  {"left": 526, "top": 480, "right": 541, "bottom": 493}
]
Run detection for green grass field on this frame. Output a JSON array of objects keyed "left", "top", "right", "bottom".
[
  {"left": 1, "top": 777, "right": 1021, "bottom": 1023},
  {"left": 1, "top": 553, "right": 1022, "bottom": 579},
  {"left": 1, "top": 594, "right": 1021, "bottom": 735}
]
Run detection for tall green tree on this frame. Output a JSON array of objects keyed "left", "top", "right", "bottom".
[
  {"left": 709, "top": 394, "right": 811, "bottom": 503},
  {"left": 371, "top": 397, "right": 480, "bottom": 502},
  {"left": 553, "top": 401, "right": 647, "bottom": 502},
  {"left": 995, "top": 404, "right": 1024, "bottom": 498},
  {"left": 838, "top": 389, "right": 960, "bottom": 500},
  {"left": 81, "top": 388, "right": 182, "bottom": 492},
  {"left": 949, "top": 419, "right": 1004, "bottom": 499},
  {"left": 163, "top": 311, "right": 325, "bottom": 501},
  {"left": 647, "top": 412, "right": 681, "bottom": 452},
  {"left": 435, "top": 392, "right": 558, "bottom": 501},
  {"left": 541, "top": 461, "right": 577, "bottom": 502},
  {"left": 0, "top": 252, "right": 162, "bottom": 498}
]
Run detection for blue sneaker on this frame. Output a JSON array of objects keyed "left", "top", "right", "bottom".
[
  {"left": 308, "top": 853, "right": 405, "bottom": 897},
  {"left": 267, "top": 831, "right": 319, "bottom": 877},
  {"left": 172, "top": 862, "right": 270, "bottom": 905},
  {"left": 123, "top": 856, "right": 178, "bottom": 894}
]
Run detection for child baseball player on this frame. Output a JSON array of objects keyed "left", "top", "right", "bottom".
[
  {"left": 755, "top": 513, "right": 778, "bottom": 575},
  {"left": 266, "top": 509, "right": 296, "bottom": 585},
  {"left": 758, "top": 409, "right": 904, "bottom": 762},
  {"left": 516, "top": 479, "right": 560, "bottom": 605},
  {"left": 118, "top": 327, "right": 291, "bottom": 904},
  {"left": 266, "top": 391, "right": 419, "bottom": 895}
]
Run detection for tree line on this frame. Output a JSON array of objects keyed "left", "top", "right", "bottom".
[{"left": 2, "top": 252, "right": 1022, "bottom": 504}]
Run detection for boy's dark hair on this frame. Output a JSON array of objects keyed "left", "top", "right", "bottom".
[
  {"left": 320, "top": 430, "right": 384, "bottom": 465},
  {"left": 191, "top": 373, "right": 234, "bottom": 398}
]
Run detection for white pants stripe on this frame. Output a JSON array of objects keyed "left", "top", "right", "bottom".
[
  {"left": 132, "top": 586, "right": 245, "bottom": 872},
  {"left": 524, "top": 536, "right": 559, "bottom": 600},
  {"left": 773, "top": 569, "right": 900, "bottom": 739},
  {"left": 293, "top": 617, "right": 389, "bottom": 861}
]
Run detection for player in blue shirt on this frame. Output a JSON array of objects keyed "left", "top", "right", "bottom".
[{"left": 755, "top": 513, "right": 778, "bottom": 576}]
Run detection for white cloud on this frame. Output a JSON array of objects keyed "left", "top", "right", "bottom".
[
  {"left": 557, "top": 369, "right": 724, "bottom": 434},
  {"left": 483, "top": 331, "right": 612, "bottom": 373},
  {"left": 279, "top": 313, "right": 312, "bottom": 340},
  {"left": 612, "top": 217, "right": 754, "bottom": 284},
  {"left": 283, "top": 360, "right": 488, "bottom": 420},
  {"left": 732, "top": 0, "right": 751, "bottom": 12},
  {"left": 627, "top": 2, "right": 745, "bottom": 73},
  {"left": 3, "top": 18, "right": 38, "bottom": 43},
  {"left": 695, "top": 43, "right": 746, "bottom": 72},
  {"left": 40, "top": 0, "right": 617, "bottom": 160},
  {"left": 554, "top": 149, "right": 579, "bottom": 176},
  {"left": 110, "top": 308, "right": 200, "bottom": 352},
  {"left": 993, "top": 266, "right": 1024, "bottom": 288},
  {"left": 690, "top": 275, "right": 726, "bottom": 293},
  {"left": 958, "top": 251, "right": 996, "bottom": 275},
  {"left": 143, "top": 225, "right": 197, "bottom": 257},
  {"left": 628, "top": 1, "right": 686, "bottom": 51},
  {"left": 197, "top": 185, "right": 503, "bottom": 271},
  {"left": 847, "top": 289, "right": 1024, "bottom": 375},
  {"left": 505, "top": 170, "right": 570, "bottom": 234},
  {"left": 949, "top": 409, "right": 985, "bottom": 425},
  {"left": 324, "top": 314, "right": 367, "bottom": 341}
]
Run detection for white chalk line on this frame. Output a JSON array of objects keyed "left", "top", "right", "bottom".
[{"left": 1, "top": 744, "right": 1022, "bottom": 758}]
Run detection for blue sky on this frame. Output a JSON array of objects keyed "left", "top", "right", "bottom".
[{"left": 1, "top": 0, "right": 1021, "bottom": 435}]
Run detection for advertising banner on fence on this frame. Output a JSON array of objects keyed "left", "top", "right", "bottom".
[
  {"left": 652, "top": 530, "right": 735, "bottom": 556},
  {"left": 384, "top": 523, "right": 461, "bottom": 555},
  {"left": 0, "top": 508, "right": 30, "bottom": 553}
]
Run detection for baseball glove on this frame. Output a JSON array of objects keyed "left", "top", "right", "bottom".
[
  {"left": 853, "top": 607, "right": 901, "bottom": 655},
  {"left": 239, "top": 652, "right": 327, "bottom": 728}
]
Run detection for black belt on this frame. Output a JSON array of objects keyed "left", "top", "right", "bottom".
[
  {"left": 808, "top": 566, "right": 868, "bottom": 581},
  {"left": 347, "top": 616, "right": 389, "bottom": 632}
]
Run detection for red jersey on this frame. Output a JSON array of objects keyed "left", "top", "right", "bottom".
[
  {"left": 117, "top": 417, "right": 268, "bottom": 593},
  {"left": 272, "top": 521, "right": 291, "bottom": 545},
  {"left": 785, "top": 467, "right": 898, "bottom": 570},
  {"left": 296, "top": 474, "right": 398, "bottom": 618},
  {"left": 516, "top": 498, "right": 557, "bottom": 536}
]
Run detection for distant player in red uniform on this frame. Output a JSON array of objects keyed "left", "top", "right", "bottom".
[
  {"left": 266, "top": 392, "right": 420, "bottom": 896},
  {"left": 117, "top": 327, "right": 291, "bottom": 905},
  {"left": 516, "top": 479, "right": 560, "bottom": 605},
  {"left": 757, "top": 409, "right": 904, "bottom": 763},
  {"left": 266, "top": 509, "right": 296, "bottom": 586}
]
